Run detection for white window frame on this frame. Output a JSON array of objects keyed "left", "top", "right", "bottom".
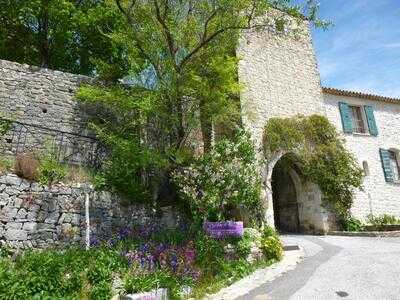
[{"left": 348, "top": 105, "right": 368, "bottom": 134}]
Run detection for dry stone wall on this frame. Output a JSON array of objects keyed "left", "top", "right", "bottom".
[
  {"left": 0, "top": 59, "right": 91, "bottom": 133},
  {"left": 0, "top": 60, "right": 102, "bottom": 167},
  {"left": 0, "top": 174, "right": 180, "bottom": 249}
]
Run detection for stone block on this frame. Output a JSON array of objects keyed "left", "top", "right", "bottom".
[
  {"left": 7, "top": 222, "right": 22, "bottom": 230},
  {"left": 0, "top": 207, "right": 18, "bottom": 220},
  {"left": 16, "top": 208, "right": 27, "bottom": 219},
  {"left": 5, "top": 186, "right": 19, "bottom": 196},
  {"left": 6, "top": 175, "right": 22, "bottom": 186},
  {"left": 23, "top": 222, "right": 37, "bottom": 232},
  {"left": 5, "top": 229, "right": 28, "bottom": 241},
  {"left": 13, "top": 198, "right": 23, "bottom": 208},
  {"left": 0, "top": 193, "right": 10, "bottom": 206}
]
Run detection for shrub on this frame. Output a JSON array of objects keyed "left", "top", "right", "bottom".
[
  {"left": 0, "top": 247, "right": 126, "bottom": 300},
  {"left": 14, "top": 152, "right": 40, "bottom": 181},
  {"left": 65, "top": 165, "right": 93, "bottom": 184},
  {"left": 0, "top": 118, "right": 12, "bottom": 136},
  {"left": 235, "top": 231, "right": 253, "bottom": 258},
  {"left": 260, "top": 226, "right": 283, "bottom": 261},
  {"left": 173, "top": 130, "right": 263, "bottom": 224},
  {"left": 234, "top": 228, "right": 261, "bottom": 259},
  {"left": 366, "top": 214, "right": 400, "bottom": 226},
  {"left": 342, "top": 217, "right": 364, "bottom": 232},
  {"left": 38, "top": 151, "right": 67, "bottom": 185}
]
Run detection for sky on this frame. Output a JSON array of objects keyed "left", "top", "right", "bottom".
[{"left": 310, "top": 0, "right": 400, "bottom": 98}]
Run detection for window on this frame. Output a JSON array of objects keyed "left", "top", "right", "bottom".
[
  {"left": 349, "top": 106, "right": 366, "bottom": 134},
  {"left": 362, "top": 161, "right": 370, "bottom": 176},
  {"left": 389, "top": 151, "right": 400, "bottom": 182}
]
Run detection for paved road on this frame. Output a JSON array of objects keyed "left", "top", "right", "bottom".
[{"left": 238, "top": 235, "right": 400, "bottom": 300}]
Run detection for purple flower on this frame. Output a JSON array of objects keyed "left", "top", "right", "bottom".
[
  {"left": 118, "top": 227, "right": 131, "bottom": 240},
  {"left": 90, "top": 235, "right": 100, "bottom": 247},
  {"left": 107, "top": 238, "right": 117, "bottom": 247}
]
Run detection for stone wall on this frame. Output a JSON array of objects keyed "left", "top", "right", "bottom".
[
  {"left": 0, "top": 60, "right": 101, "bottom": 166},
  {"left": 0, "top": 173, "right": 180, "bottom": 249},
  {"left": 324, "top": 92, "right": 400, "bottom": 221},
  {"left": 0, "top": 59, "right": 90, "bottom": 133}
]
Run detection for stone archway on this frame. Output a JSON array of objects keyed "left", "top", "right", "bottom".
[
  {"left": 271, "top": 158, "right": 300, "bottom": 233},
  {"left": 262, "top": 152, "right": 335, "bottom": 234}
]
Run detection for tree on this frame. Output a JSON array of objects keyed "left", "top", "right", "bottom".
[
  {"left": 0, "top": 0, "right": 128, "bottom": 75},
  {"left": 77, "top": 0, "right": 328, "bottom": 201}
]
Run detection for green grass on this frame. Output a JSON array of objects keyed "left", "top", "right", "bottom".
[{"left": 0, "top": 156, "right": 14, "bottom": 174}]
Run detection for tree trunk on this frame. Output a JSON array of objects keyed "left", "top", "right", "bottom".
[
  {"left": 38, "top": 0, "right": 50, "bottom": 68},
  {"left": 199, "top": 98, "right": 213, "bottom": 153},
  {"left": 176, "top": 96, "right": 185, "bottom": 147}
]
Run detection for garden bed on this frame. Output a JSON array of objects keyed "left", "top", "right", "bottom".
[{"left": 0, "top": 225, "right": 283, "bottom": 299}]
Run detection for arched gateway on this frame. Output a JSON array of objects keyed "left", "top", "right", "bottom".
[{"left": 263, "top": 153, "right": 336, "bottom": 234}]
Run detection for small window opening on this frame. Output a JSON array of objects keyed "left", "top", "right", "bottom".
[
  {"left": 388, "top": 150, "right": 400, "bottom": 182},
  {"left": 349, "top": 106, "right": 366, "bottom": 134},
  {"left": 362, "top": 161, "right": 370, "bottom": 176}
]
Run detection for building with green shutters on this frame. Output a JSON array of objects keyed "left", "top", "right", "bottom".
[{"left": 239, "top": 11, "right": 400, "bottom": 233}]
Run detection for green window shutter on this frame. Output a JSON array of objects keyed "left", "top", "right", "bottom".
[
  {"left": 339, "top": 102, "right": 353, "bottom": 134},
  {"left": 364, "top": 105, "right": 378, "bottom": 136},
  {"left": 380, "top": 149, "right": 394, "bottom": 182}
]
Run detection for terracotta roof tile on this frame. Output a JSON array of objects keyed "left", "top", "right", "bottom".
[{"left": 322, "top": 87, "right": 400, "bottom": 104}]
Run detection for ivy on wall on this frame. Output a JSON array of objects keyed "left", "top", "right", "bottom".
[
  {"left": 0, "top": 118, "right": 12, "bottom": 137},
  {"left": 263, "top": 114, "right": 363, "bottom": 221}
]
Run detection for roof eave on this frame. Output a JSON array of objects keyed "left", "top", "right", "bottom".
[{"left": 322, "top": 87, "right": 400, "bottom": 104}]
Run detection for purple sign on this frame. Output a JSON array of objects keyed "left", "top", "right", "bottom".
[{"left": 203, "top": 221, "right": 244, "bottom": 239}]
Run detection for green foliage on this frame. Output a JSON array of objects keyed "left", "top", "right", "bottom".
[
  {"left": 0, "top": 227, "right": 279, "bottom": 300},
  {"left": 75, "top": 0, "right": 327, "bottom": 204},
  {"left": 38, "top": 149, "right": 67, "bottom": 185},
  {"left": 124, "top": 270, "right": 180, "bottom": 297},
  {"left": 366, "top": 214, "right": 400, "bottom": 226},
  {"left": 173, "top": 130, "right": 263, "bottom": 223},
  {"left": 235, "top": 231, "right": 254, "bottom": 258},
  {"left": 264, "top": 115, "right": 363, "bottom": 220},
  {"left": 0, "top": 247, "right": 126, "bottom": 300},
  {"left": 191, "top": 230, "right": 274, "bottom": 299},
  {"left": 263, "top": 117, "right": 305, "bottom": 154},
  {"left": 0, "top": 156, "right": 14, "bottom": 174},
  {"left": 0, "top": 118, "right": 12, "bottom": 136},
  {"left": 260, "top": 226, "right": 283, "bottom": 261},
  {"left": 343, "top": 217, "right": 364, "bottom": 232},
  {"left": 0, "top": 0, "right": 128, "bottom": 75},
  {"left": 77, "top": 84, "right": 169, "bottom": 201}
]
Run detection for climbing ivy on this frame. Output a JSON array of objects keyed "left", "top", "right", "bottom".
[
  {"left": 0, "top": 118, "right": 12, "bottom": 137},
  {"left": 264, "top": 115, "right": 363, "bottom": 221}
]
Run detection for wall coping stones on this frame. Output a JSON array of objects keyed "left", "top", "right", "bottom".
[{"left": 329, "top": 231, "right": 400, "bottom": 238}]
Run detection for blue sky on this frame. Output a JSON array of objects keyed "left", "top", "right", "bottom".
[{"left": 310, "top": 0, "right": 400, "bottom": 98}]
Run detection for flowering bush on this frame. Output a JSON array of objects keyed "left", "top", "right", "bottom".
[
  {"left": 123, "top": 241, "right": 200, "bottom": 282},
  {"left": 173, "top": 130, "right": 263, "bottom": 223},
  {"left": 260, "top": 226, "right": 283, "bottom": 261},
  {"left": 0, "top": 222, "right": 281, "bottom": 299}
]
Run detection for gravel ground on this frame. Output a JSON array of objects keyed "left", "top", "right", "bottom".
[{"left": 238, "top": 235, "right": 400, "bottom": 300}]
